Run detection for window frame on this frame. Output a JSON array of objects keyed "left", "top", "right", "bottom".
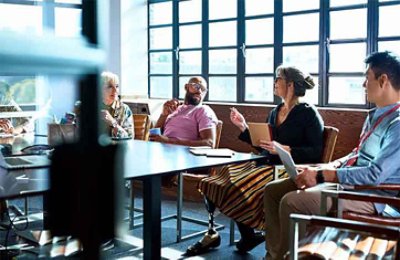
[
  {"left": 0, "top": 0, "right": 82, "bottom": 109},
  {"left": 147, "top": 0, "right": 400, "bottom": 109}
]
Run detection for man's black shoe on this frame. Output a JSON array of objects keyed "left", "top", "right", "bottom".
[
  {"left": 185, "top": 231, "right": 221, "bottom": 256},
  {"left": 236, "top": 232, "right": 264, "bottom": 254}
]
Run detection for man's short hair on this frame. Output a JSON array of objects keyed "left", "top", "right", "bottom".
[{"left": 365, "top": 51, "right": 400, "bottom": 90}]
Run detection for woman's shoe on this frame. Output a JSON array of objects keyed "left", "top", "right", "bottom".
[
  {"left": 236, "top": 232, "right": 264, "bottom": 253},
  {"left": 185, "top": 231, "right": 221, "bottom": 256}
]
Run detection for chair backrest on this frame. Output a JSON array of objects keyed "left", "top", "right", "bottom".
[
  {"left": 321, "top": 126, "right": 339, "bottom": 163},
  {"left": 133, "top": 114, "right": 151, "bottom": 141},
  {"left": 214, "top": 120, "right": 223, "bottom": 149}
]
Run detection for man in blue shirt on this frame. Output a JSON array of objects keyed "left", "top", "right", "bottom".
[{"left": 263, "top": 51, "right": 400, "bottom": 259}]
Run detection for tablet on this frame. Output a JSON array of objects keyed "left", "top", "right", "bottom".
[
  {"left": 248, "top": 122, "right": 272, "bottom": 147},
  {"left": 273, "top": 141, "right": 298, "bottom": 180}
]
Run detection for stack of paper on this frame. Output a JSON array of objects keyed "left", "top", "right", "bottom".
[{"left": 189, "top": 147, "right": 234, "bottom": 157}]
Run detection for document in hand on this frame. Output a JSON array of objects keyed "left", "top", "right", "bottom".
[
  {"left": 273, "top": 141, "right": 298, "bottom": 180},
  {"left": 189, "top": 148, "right": 235, "bottom": 157},
  {"left": 248, "top": 122, "right": 272, "bottom": 146}
]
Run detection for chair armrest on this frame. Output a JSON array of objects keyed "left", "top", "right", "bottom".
[
  {"left": 321, "top": 190, "right": 400, "bottom": 216},
  {"left": 291, "top": 213, "right": 400, "bottom": 237},
  {"left": 353, "top": 184, "right": 400, "bottom": 191}
]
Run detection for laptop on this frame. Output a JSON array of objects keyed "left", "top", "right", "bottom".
[{"left": 0, "top": 153, "right": 51, "bottom": 170}]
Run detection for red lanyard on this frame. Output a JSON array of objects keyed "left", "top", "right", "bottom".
[{"left": 345, "top": 103, "right": 400, "bottom": 166}]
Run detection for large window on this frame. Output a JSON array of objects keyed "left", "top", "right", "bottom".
[
  {"left": 0, "top": 0, "right": 82, "bottom": 133},
  {"left": 0, "top": 0, "right": 82, "bottom": 103},
  {"left": 148, "top": 0, "right": 400, "bottom": 108}
]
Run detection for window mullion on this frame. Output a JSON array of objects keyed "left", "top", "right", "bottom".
[
  {"left": 319, "top": 0, "right": 329, "bottom": 107},
  {"left": 202, "top": 0, "right": 209, "bottom": 101},
  {"left": 43, "top": 0, "right": 55, "bottom": 31},
  {"left": 367, "top": 0, "right": 378, "bottom": 55},
  {"left": 273, "top": 0, "right": 283, "bottom": 105},
  {"left": 172, "top": 0, "right": 179, "bottom": 99},
  {"left": 237, "top": 0, "right": 245, "bottom": 103}
]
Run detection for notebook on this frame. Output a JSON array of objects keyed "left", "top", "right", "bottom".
[
  {"left": 274, "top": 141, "right": 343, "bottom": 191},
  {"left": 248, "top": 122, "right": 272, "bottom": 146},
  {"left": 0, "top": 153, "right": 51, "bottom": 170},
  {"left": 273, "top": 141, "right": 298, "bottom": 180},
  {"left": 189, "top": 148, "right": 234, "bottom": 157}
]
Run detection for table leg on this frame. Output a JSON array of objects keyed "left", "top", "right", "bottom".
[{"left": 143, "top": 176, "right": 161, "bottom": 260}]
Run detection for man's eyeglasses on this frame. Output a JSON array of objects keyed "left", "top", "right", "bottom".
[{"left": 186, "top": 82, "right": 207, "bottom": 92}]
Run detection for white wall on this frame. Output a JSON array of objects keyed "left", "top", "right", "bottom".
[
  {"left": 120, "top": 0, "right": 148, "bottom": 98},
  {"left": 106, "top": 0, "right": 121, "bottom": 77}
]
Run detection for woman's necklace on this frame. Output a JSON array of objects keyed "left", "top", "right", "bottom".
[{"left": 277, "top": 103, "right": 298, "bottom": 125}]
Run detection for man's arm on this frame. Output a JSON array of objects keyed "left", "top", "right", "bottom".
[
  {"left": 150, "top": 127, "right": 216, "bottom": 148},
  {"left": 154, "top": 99, "right": 179, "bottom": 130},
  {"left": 154, "top": 114, "right": 168, "bottom": 129}
]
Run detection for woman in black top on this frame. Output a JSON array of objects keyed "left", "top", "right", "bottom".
[
  {"left": 237, "top": 102, "right": 323, "bottom": 165},
  {"left": 186, "top": 65, "right": 324, "bottom": 256}
]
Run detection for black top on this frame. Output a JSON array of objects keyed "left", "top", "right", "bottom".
[{"left": 239, "top": 103, "right": 324, "bottom": 165}]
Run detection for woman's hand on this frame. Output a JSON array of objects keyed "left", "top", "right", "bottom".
[
  {"left": 101, "top": 110, "right": 117, "bottom": 127},
  {"left": 230, "top": 107, "right": 247, "bottom": 132},
  {"left": 0, "top": 119, "right": 14, "bottom": 134},
  {"left": 259, "top": 140, "right": 290, "bottom": 155},
  {"left": 162, "top": 99, "right": 179, "bottom": 116}
]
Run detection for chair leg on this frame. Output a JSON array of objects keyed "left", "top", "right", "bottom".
[
  {"left": 24, "top": 197, "right": 29, "bottom": 216},
  {"left": 129, "top": 180, "right": 134, "bottom": 230},
  {"left": 176, "top": 172, "right": 183, "bottom": 242},
  {"left": 230, "top": 219, "right": 236, "bottom": 245}
]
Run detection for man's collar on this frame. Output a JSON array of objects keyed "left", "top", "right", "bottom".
[{"left": 370, "top": 102, "right": 400, "bottom": 119}]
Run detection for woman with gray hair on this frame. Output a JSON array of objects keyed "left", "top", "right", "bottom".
[
  {"left": 100, "top": 71, "right": 134, "bottom": 139},
  {"left": 186, "top": 65, "right": 324, "bottom": 256}
]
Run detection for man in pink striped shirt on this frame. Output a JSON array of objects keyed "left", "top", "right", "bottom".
[{"left": 150, "top": 76, "right": 218, "bottom": 148}]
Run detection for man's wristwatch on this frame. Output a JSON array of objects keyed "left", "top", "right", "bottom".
[{"left": 316, "top": 170, "right": 325, "bottom": 184}]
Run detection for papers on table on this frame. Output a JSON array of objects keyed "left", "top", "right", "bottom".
[
  {"left": 189, "top": 147, "right": 235, "bottom": 157},
  {"left": 0, "top": 133, "right": 14, "bottom": 138}
]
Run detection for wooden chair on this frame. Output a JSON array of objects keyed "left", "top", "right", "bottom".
[
  {"left": 129, "top": 120, "right": 224, "bottom": 243},
  {"left": 287, "top": 125, "right": 400, "bottom": 259},
  {"left": 127, "top": 114, "right": 151, "bottom": 228},
  {"left": 321, "top": 126, "right": 339, "bottom": 163},
  {"left": 321, "top": 186, "right": 400, "bottom": 227},
  {"left": 229, "top": 125, "right": 339, "bottom": 244},
  {"left": 288, "top": 185, "right": 400, "bottom": 259},
  {"left": 132, "top": 114, "right": 151, "bottom": 141},
  {"left": 289, "top": 213, "right": 400, "bottom": 260}
]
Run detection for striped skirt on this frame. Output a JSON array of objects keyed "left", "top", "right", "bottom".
[{"left": 198, "top": 161, "right": 277, "bottom": 231}]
